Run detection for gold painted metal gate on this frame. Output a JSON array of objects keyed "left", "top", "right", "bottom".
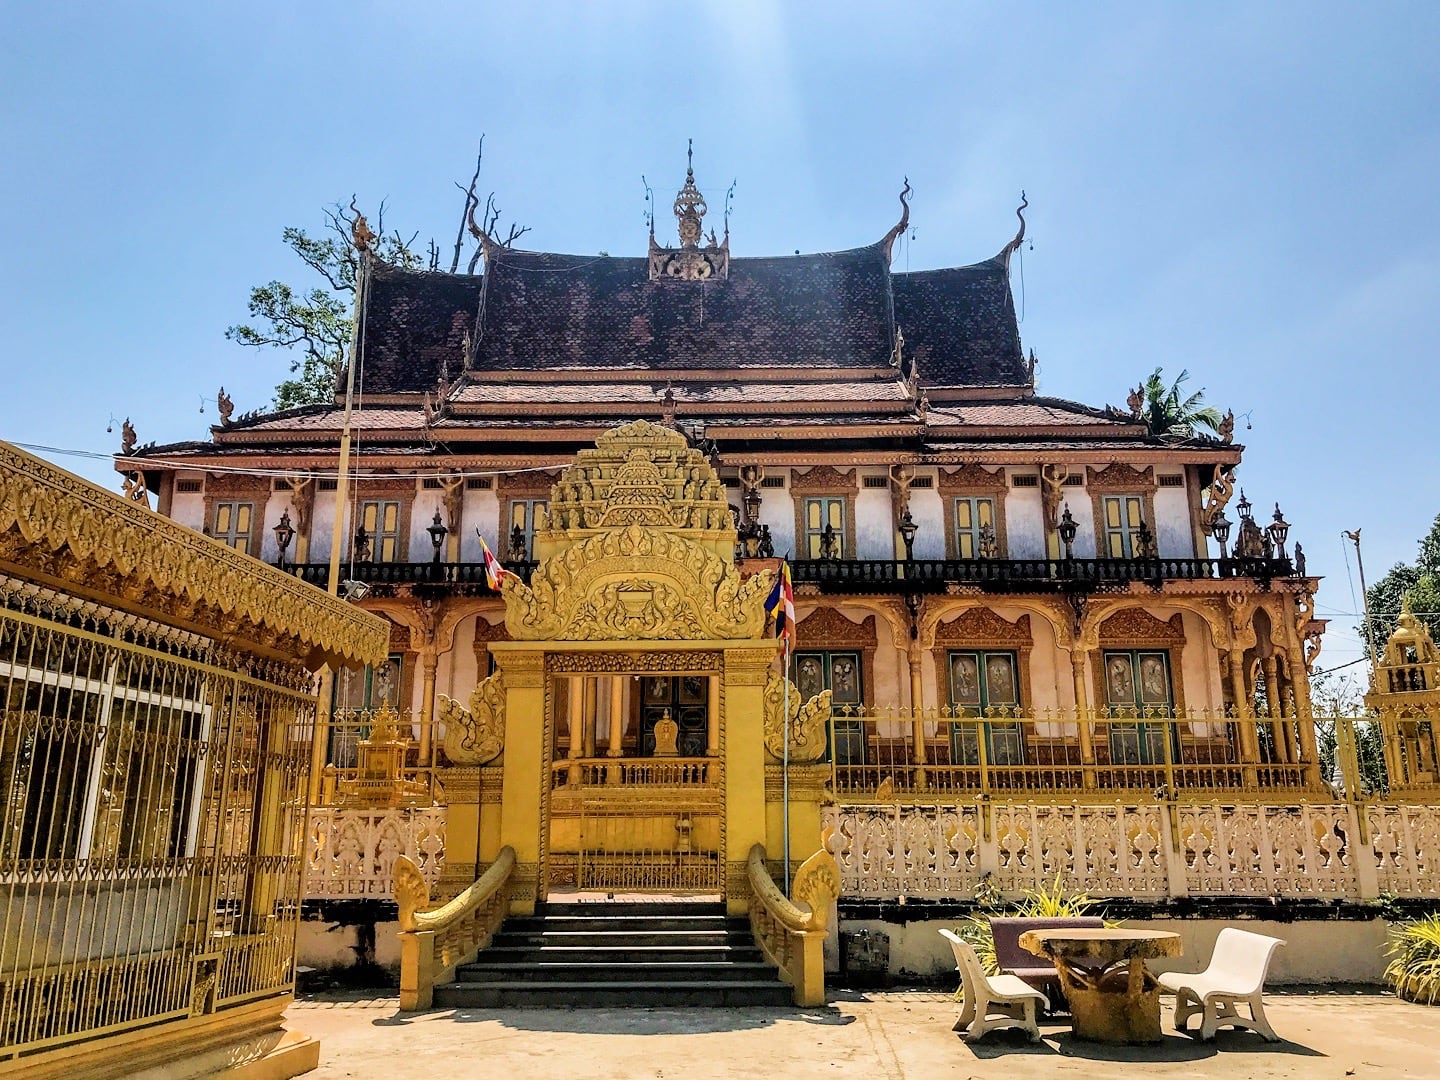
[{"left": 573, "top": 795, "right": 722, "bottom": 893}]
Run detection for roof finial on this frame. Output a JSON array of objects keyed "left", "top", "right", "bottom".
[
  {"left": 881, "top": 178, "right": 912, "bottom": 264},
  {"left": 997, "top": 190, "right": 1028, "bottom": 265},
  {"left": 687, "top": 137, "right": 693, "bottom": 176}
]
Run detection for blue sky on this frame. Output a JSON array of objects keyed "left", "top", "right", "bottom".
[{"left": 2, "top": 2, "right": 1438, "bottom": 669}]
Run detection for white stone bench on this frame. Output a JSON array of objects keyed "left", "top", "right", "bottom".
[
  {"left": 1157, "top": 927, "right": 1286, "bottom": 1042},
  {"left": 939, "top": 928, "right": 1048, "bottom": 1042}
]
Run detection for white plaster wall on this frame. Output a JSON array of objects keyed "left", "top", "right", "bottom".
[
  {"left": 297, "top": 920, "right": 401, "bottom": 973},
  {"left": 1154, "top": 483, "right": 1194, "bottom": 558},
  {"left": 168, "top": 484, "right": 206, "bottom": 532},
  {"left": 1064, "top": 486, "right": 1097, "bottom": 557},
  {"left": 835, "top": 915, "right": 1391, "bottom": 985},
  {"left": 854, "top": 483, "right": 895, "bottom": 560},
  {"left": 462, "top": 489, "right": 502, "bottom": 560},
  {"left": 251, "top": 490, "right": 283, "bottom": 564},
  {"left": 908, "top": 485, "right": 945, "bottom": 560},
  {"left": 309, "top": 491, "right": 342, "bottom": 564},
  {"left": 757, "top": 480, "right": 796, "bottom": 559},
  {"left": 1177, "top": 609, "right": 1225, "bottom": 712},
  {"left": 1004, "top": 479, "right": 1047, "bottom": 559}
]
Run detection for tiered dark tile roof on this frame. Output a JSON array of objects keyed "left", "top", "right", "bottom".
[
  {"left": 357, "top": 267, "right": 482, "bottom": 393},
  {"left": 893, "top": 259, "right": 1027, "bottom": 387},
  {"left": 471, "top": 244, "right": 897, "bottom": 373}
]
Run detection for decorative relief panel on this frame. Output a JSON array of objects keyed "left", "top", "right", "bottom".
[
  {"left": 502, "top": 524, "right": 771, "bottom": 641},
  {"left": 824, "top": 805, "right": 981, "bottom": 899},
  {"left": 306, "top": 806, "right": 446, "bottom": 901},
  {"left": 790, "top": 465, "right": 859, "bottom": 494},
  {"left": 1098, "top": 609, "right": 1186, "bottom": 646},
  {"left": 763, "top": 669, "right": 830, "bottom": 763},
  {"left": 1179, "top": 803, "right": 1359, "bottom": 898},
  {"left": 1369, "top": 804, "right": 1440, "bottom": 896},
  {"left": 545, "top": 650, "right": 723, "bottom": 674}
]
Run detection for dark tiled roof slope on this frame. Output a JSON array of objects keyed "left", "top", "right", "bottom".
[
  {"left": 471, "top": 245, "right": 897, "bottom": 372},
  {"left": 354, "top": 266, "right": 482, "bottom": 392},
  {"left": 892, "top": 259, "right": 1027, "bottom": 387}
]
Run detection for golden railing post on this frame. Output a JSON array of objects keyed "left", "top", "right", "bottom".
[
  {"left": 707, "top": 674, "right": 721, "bottom": 757},
  {"left": 418, "top": 648, "right": 439, "bottom": 766},
  {"left": 582, "top": 678, "right": 598, "bottom": 757},
  {"left": 310, "top": 667, "right": 334, "bottom": 804},
  {"left": 607, "top": 675, "right": 625, "bottom": 758},
  {"left": 1227, "top": 650, "right": 1260, "bottom": 786},
  {"left": 976, "top": 712, "right": 991, "bottom": 795},
  {"left": 908, "top": 651, "right": 927, "bottom": 766},
  {"left": 1071, "top": 653, "right": 1096, "bottom": 789},
  {"left": 399, "top": 930, "right": 436, "bottom": 1011}
]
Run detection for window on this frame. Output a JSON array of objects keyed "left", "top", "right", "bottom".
[
  {"left": 359, "top": 500, "right": 403, "bottom": 562},
  {"left": 802, "top": 497, "right": 847, "bottom": 558},
  {"left": 508, "top": 499, "right": 546, "bottom": 561},
  {"left": 794, "top": 650, "right": 863, "bottom": 762},
  {"left": 946, "top": 650, "right": 1024, "bottom": 765},
  {"left": 212, "top": 501, "right": 255, "bottom": 554},
  {"left": 1102, "top": 649, "right": 1175, "bottom": 764},
  {"left": 952, "top": 497, "right": 997, "bottom": 559},
  {"left": 1102, "top": 495, "right": 1146, "bottom": 558}
]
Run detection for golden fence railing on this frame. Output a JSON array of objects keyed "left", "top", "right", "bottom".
[
  {"left": 824, "top": 705, "right": 1339, "bottom": 798},
  {"left": 0, "top": 586, "right": 317, "bottom": 1060}
]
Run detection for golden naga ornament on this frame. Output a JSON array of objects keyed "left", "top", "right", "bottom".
[
  {"left": 763, "top": 668, "right": 832, "bottom": 763},
  {"left": 438, "top": 671, "right": 505, "bottom": 765}
]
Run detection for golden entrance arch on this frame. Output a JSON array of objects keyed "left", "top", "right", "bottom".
[{"left": 437, "top": 420, "right": 830, "bottom": 913}]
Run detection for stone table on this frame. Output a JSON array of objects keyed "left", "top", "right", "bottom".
[{"left": 1019, "top": 927, "right": 1182, "bottom": 1044}]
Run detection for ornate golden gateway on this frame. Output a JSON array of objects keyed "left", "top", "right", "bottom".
[{"left": 500, "top": 420, "right": 773, "bottom": 641}]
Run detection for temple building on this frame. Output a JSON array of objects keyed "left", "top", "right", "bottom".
[{"left": 110, "top": 154, "right": 1439, "bottom": 997}]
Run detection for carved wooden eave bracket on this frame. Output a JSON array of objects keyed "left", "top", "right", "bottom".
[{"left": 0, "top": 440, "right": 388, "bottom": 669}]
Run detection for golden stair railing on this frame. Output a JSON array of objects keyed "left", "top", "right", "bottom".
[
  {"left": 393, "top": 846, "right": 515, "bottom": 1010},
  {"left": 746, "top": 840, "right": 840, "bottom": 1007}
]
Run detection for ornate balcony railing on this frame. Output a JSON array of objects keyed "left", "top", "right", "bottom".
[
  {"left": 791, "top": 555, "right": 1296, "bottom": 594},
  {"left": 286, "top": 560, "right": 536, "bottom": 595}
]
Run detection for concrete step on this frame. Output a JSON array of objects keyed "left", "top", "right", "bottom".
[
  {"left": 454, "top": 960, "right": 778, "bottom": 984},
  {"left": 439, "top": 899, "right": 791, "bottom": 1008},
  {"left": 435, "top": 979, "right": 795, "bottom": 1009},
  {"left": 478, "top": 945, "right": 767, "bottom": 965}
]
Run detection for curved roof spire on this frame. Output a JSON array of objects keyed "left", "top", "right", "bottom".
[
  {"left": 996, "top": 190, "right": 1028, "bottom": 266},
  {"left": 881, "top": 178, "right": 912, "bottom": 264}
]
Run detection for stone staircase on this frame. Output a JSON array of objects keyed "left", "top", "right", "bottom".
[{"left": 434, "top": 900, "right": 793, "bottom": 1008}]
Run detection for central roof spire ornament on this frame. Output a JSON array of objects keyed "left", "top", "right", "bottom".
[{"left": 649, "top": 140, "right": 729, "bottom": 282}]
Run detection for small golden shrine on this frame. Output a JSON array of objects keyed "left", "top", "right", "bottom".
[{"left": 1366, "top": 598, "right": 1440, "bottom": 786}]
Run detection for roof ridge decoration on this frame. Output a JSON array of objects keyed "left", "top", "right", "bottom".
[
  {"left": 996, "top": 191, "right": 1028, "bottom": 267},
  {"left": 649, "top": 141, "right": 730, "bottom": 282},
  {"left": 880, "top": 178, "right": 912, "bottom": 264}
]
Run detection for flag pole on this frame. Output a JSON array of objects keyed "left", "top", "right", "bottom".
[{"left": 782, "top": 632, "right": 791, "bottom": 897}]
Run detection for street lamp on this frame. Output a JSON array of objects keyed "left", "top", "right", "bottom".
[
  {"left": 1212, "top": 513, "right": 1233, "bottom": 560},
  {"left": 272, "top": 511, "right": 294, "bottom": 569},
  {"left": 1235, "top": 489, "right": 1253, "bottom": 524},
  {"left": 1057, "top": 504, "right": 1078, "bottom": 560},
  {"left": 427, "top": 509, "right": 448, "bottom": 565},
  {"left": 898, "top": 510, "right": 918, "bottom": 561},
  {"left": 1267, "top": 503, "right": 1291, "bottom": 560}
]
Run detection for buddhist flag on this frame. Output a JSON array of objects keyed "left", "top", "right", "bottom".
[
  {"left": 765, "top": 561, "right": 795, "bottom": 643},
  {"left": 477, "top": 531, "right": 514, "bottom": 592}
]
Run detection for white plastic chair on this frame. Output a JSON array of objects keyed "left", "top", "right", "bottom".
[
  {"left": 1157, "top": 927, "right": 1286, "bottom": 1042},
  {"left": 938, "top": 928, "right": 1048, "bottom": 1042}
]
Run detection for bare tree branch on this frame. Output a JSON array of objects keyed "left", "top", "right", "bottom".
[{"left": 451, "top": 138, "right": 484, "bottom": 273}]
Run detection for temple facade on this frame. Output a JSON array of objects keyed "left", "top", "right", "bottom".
[
  {"left": 123, "top": 160, "right": 1324, "bottom": 806},
  {"left": 111, "top": 156, "right": 1440, "bottom": 990}
]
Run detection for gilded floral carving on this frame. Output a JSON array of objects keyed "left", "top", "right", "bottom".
[
  {"left": 0, "top": 441, "right": 387, "bottom": 668},
  {"left": 502, "top": 524, "right": 772, "bottom": 641}
]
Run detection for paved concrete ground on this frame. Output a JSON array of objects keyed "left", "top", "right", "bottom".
[{"left": 289, "top": 988, "right": 1440, "bottom": 1079}]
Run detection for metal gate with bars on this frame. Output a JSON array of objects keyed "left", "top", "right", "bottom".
[{"left": 571, "top": 798, "right": 722, "bottom": 894}]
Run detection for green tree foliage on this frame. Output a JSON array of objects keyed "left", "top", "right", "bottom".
[
  {"left": 226, "top": 142, "right": 527, "bottom": 410},
  {"left": 1138, "top": 367, "right": 1225, "bottom": 438},
  {"left": 1362, "top": 513, "right": 1440, "bottom": 657},
  {"left": 226, "top": 203, "right": 423, "bottom": 410}
]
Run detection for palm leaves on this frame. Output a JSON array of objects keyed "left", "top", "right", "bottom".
[
  {"left": 1385, "top": 914, "right": 1440, "bottom": 1005},
  {"left": 1139, "top": 367, "right": 1224, "bottom": 439}
]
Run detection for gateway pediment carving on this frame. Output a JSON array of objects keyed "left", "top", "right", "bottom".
[{"left": 501, "top": 524, "right": 773, "bottom": 641}]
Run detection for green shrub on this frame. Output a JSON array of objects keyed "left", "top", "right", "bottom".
[
  {"left": 953, "top": 874, "right": 1106, "bottom": 994},
  {"left": 1385, "top": 914, "right": 1440, "bottom": 1006}
]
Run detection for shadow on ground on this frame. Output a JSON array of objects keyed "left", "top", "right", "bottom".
[
  {"left": 964, "top": 1026, "right": 1326, "bottom": 1062},
  {"left": 372, "top": 1004, "right": 855, "bottom": 1036}
]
